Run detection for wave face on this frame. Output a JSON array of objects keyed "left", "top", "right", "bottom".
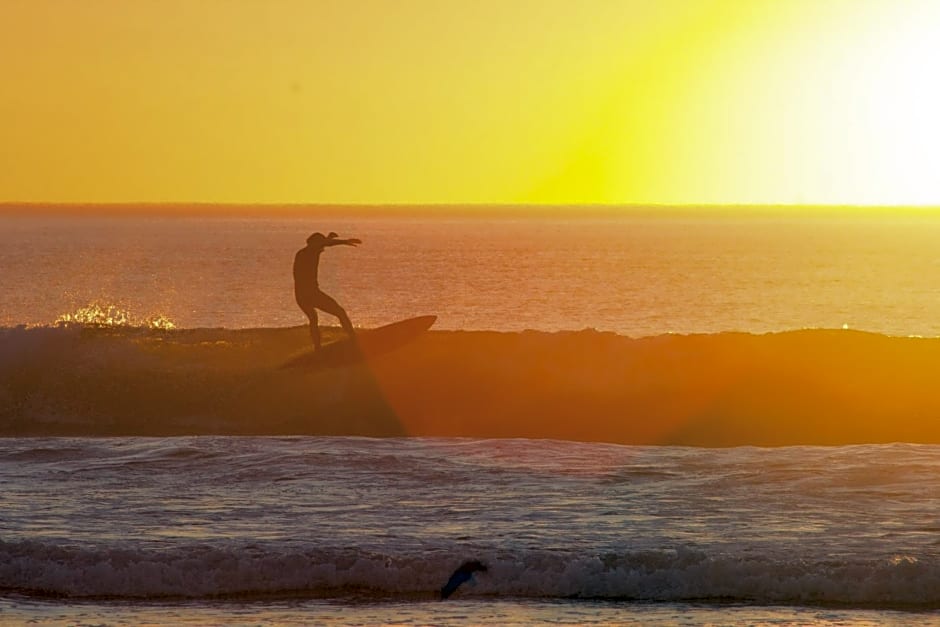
[
  {"left": 2, "top": 437, "right": 940, "bottom": 606},
  {"left": 3, "top": 325, "right": 940, "bottom": 445},
  {"left": 4, "top": 540, "right": 940, "bottom": 603}
]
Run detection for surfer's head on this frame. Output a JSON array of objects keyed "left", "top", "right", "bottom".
[{"left": 306, "top": 232, "right": 326, "bottom": 245}]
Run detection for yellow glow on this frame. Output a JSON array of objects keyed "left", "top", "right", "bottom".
[
  {"left": 2, "top": 0, "right": 940, "bottom": 205},
  {"left": 55, "top": 303, "right": 177, "bottom": 329}
]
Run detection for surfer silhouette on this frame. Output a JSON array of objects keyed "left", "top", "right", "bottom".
[
  {"left": 293, "top": 232, "right": 361, "bottom": 350},
  {"left": 440, "top": 560, "right": 488, "bottom": 600}
]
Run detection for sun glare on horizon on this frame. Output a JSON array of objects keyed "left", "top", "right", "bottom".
[{"left": 2, "top": 0, "right": 940, "bottom": 207}]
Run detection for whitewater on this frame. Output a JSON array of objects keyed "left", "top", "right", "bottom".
[
  {"left": 3, "top": 437, "right": 940, "bottom": 625},
  {"left": 4, "top": 209, "right": 940, "bottom": 624}
]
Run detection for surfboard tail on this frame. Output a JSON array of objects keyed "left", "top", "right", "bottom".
[{"left": 280, "top": 315, "right": 437, "bottom": 370}]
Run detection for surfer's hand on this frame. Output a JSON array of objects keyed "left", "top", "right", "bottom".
[{"left": 348, "top": 238, "right": 362, "bottom": 246}]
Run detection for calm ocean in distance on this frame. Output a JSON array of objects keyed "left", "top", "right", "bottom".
[
  {"left": 3, "top": 207, "right": 940, "bottom": 625},
  {"left": 3, "top": 209, "right": 940, "bottom": 336}
]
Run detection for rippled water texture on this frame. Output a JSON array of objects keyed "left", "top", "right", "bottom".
[
  {"left": 3, "top": 211, "right": 940, "bottom": 336},
  {"left": 3, "top": 437, "right": 940, "bottom": 606}
]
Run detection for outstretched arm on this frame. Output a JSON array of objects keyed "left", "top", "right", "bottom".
[{"left": 325, "top": 233, "right": 361, "bottom": 247}]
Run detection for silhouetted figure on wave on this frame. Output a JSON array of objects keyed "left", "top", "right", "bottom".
[
  {"left": 440, "top": 560, "right": 488, "bottom": 600},
  {"left": 293, "top": 232, "right": 361, "bottom": 350}
]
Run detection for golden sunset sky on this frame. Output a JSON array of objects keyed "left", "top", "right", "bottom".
[{"left": 3, "top": 0, "right": 940, "bottom": 206}]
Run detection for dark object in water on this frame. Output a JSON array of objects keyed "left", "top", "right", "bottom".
[
  {"left": 280, "top": 315, "right": 437, "bottom": 370},
  {"left": 440, "top": 560, "right": 488, "bottom": 600}
]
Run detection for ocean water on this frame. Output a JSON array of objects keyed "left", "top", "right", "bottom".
[
  {"left": 3, "top": 209, "right": 940, "bottom": 336},
  {"left": 3, "top": 437, "right": 940, "bottom": 625},
  {"left": 3, "top": 208, "right": 940, "bottom": 624}
]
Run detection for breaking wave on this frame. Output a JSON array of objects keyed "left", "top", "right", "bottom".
[
  {"left": 2, "top": 324, "right": 940, "bottom": 445},
  {"left": 2, "top": 539, "right": 939, "bottom": 605}
]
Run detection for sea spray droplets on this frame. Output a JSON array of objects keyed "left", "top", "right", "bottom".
[
  {"left": 54, "top": 302, "right": 176, "bottom": 330},
  {"left": 145, "top": 314, "right": 177, "bottom": 330},
  {"left": 55, "top": 303, "right": 130, "bottom": 327}
]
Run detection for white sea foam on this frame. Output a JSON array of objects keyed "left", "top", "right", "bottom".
[{"left": 1, "top": 438, "right": 940, "bottom": 607}]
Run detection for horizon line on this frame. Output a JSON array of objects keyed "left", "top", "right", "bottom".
[
  {"left": 4, "top": 200, "right": 940, "bottom": 208},
  {"left": 4, "top": 202, "right": 940, "bottom": 218}
]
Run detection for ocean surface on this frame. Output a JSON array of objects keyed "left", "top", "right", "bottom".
[
  {"left": 3, "top": 209, "right": 940, "bottom": 336},
  {"left": 3, "top": 437, "right": 940, "bottom": 625},
  {"left": 3, "top": 207, "right": 940, "bottom": 624}
]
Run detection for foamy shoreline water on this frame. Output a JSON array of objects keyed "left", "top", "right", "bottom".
[{"left": 3, "top": 597, "right": 937, "bottom": 626}]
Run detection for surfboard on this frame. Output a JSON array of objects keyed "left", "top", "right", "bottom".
[{"left": 280, "top": 315, "right": 436, "bottom": 370}]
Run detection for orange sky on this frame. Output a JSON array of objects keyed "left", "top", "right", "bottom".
[{"left": 3, "top": 0, "right": 940, "bottom": 206}]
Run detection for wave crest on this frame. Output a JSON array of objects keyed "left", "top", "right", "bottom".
[
  {"left": 54, "top": 302, "right": 176, "bottom": 330},
  {"left": 3, "top": 325, "right": 940, "bottom": 445},
  {"left": 3, "top": 539, "right": 940, "bottom": 605}
]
